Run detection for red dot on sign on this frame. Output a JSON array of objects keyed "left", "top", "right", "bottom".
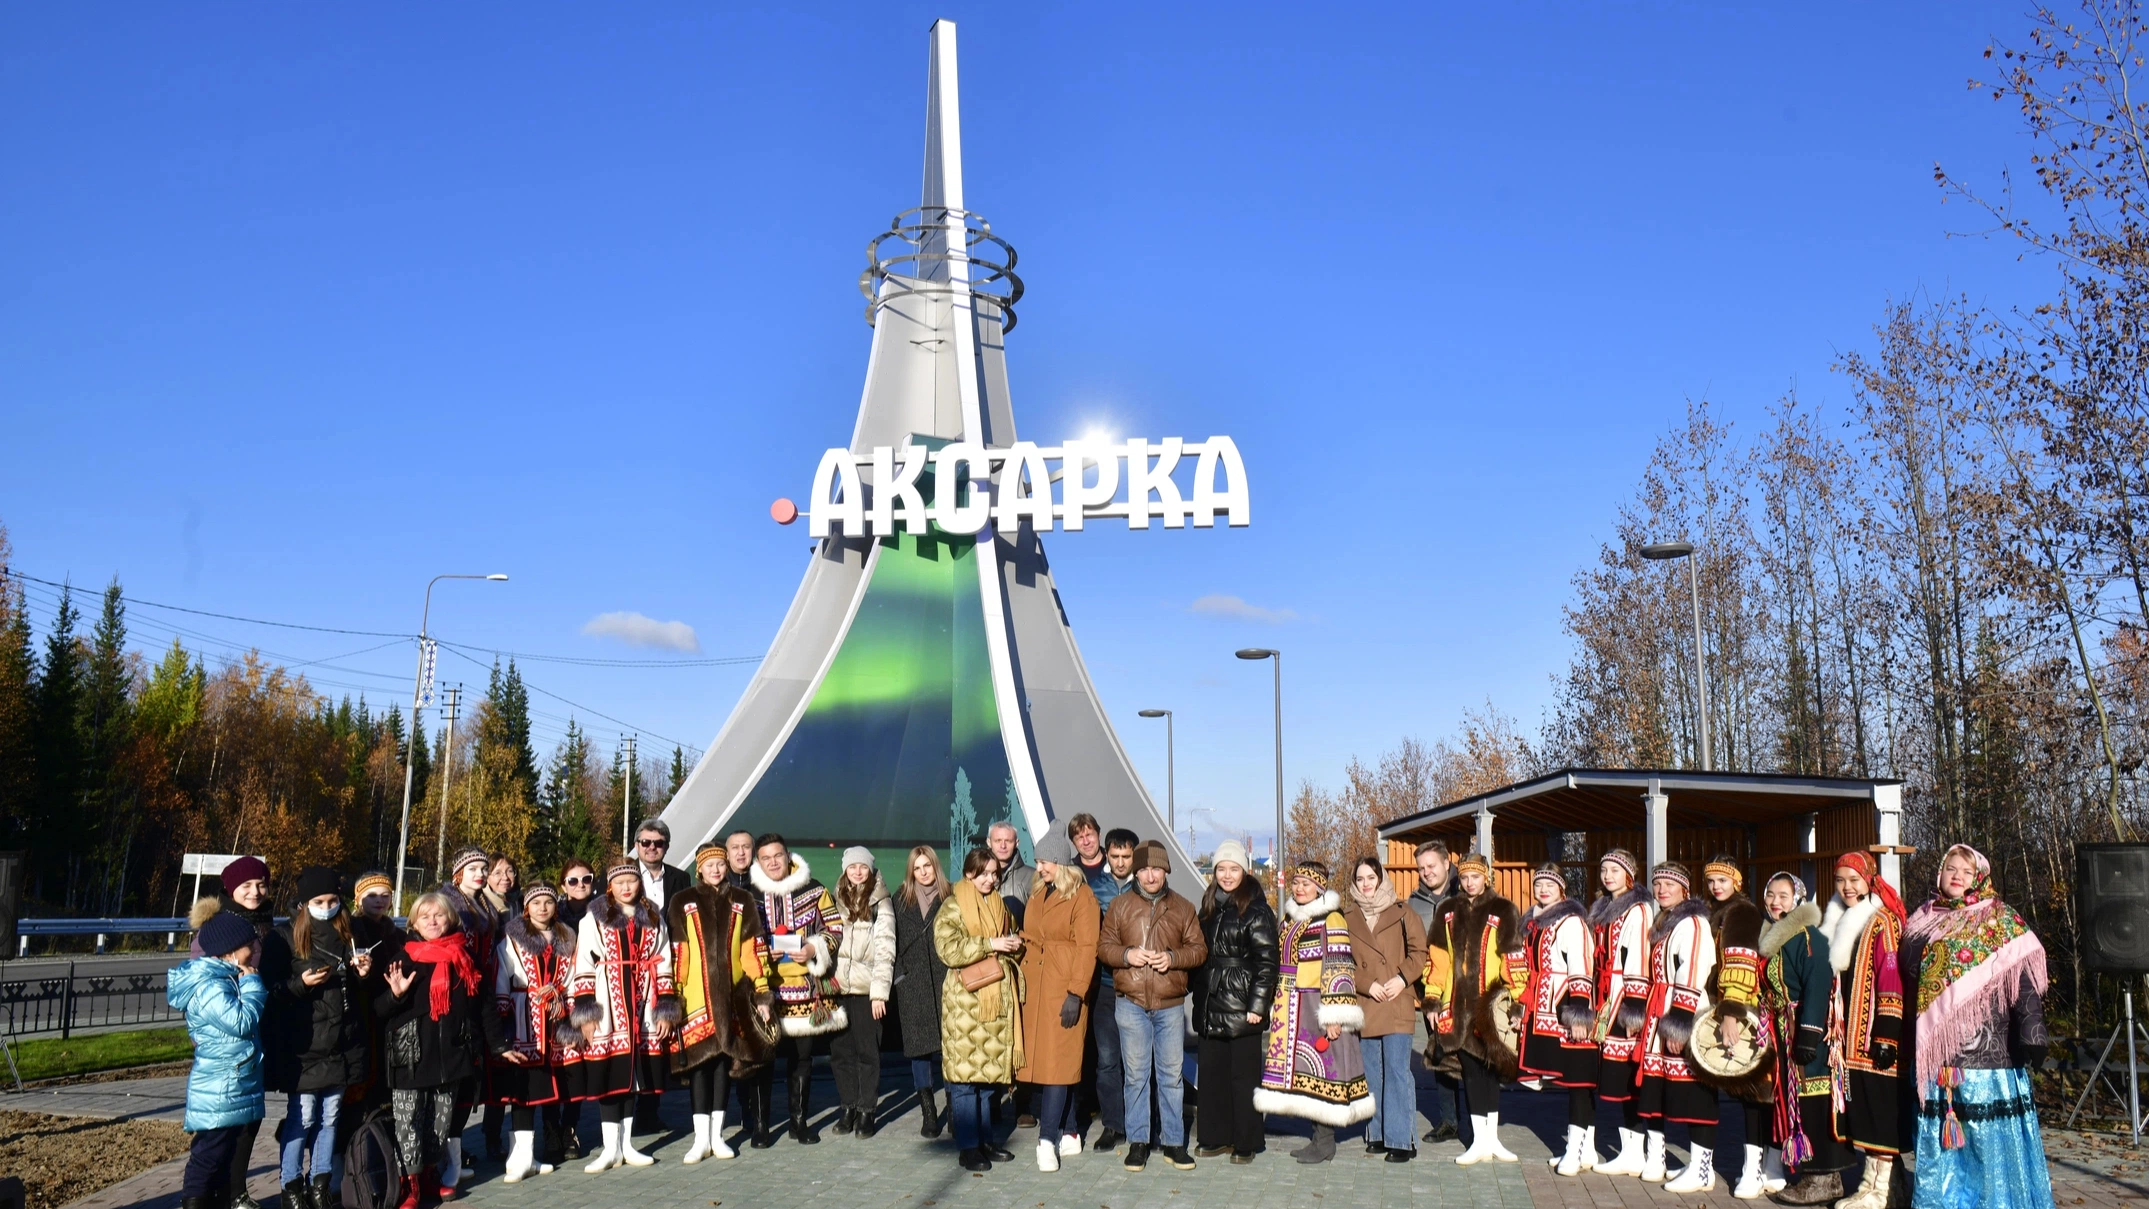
[{"left": 770, "top": 498, "right": 799, "bottom": 525}]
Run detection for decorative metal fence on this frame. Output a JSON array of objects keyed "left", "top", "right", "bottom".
[{"left": 0, "top": 961, "right": 182, "bottom": 1039}]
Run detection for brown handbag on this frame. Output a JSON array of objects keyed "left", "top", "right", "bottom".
[{"left": 959, "top": 955, "right": 1004, "bottom": 992}]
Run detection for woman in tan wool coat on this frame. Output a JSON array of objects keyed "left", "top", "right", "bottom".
[
  {"left": 1016, "top": 832, "right": 1099, "bottom": 1171},
  {"left": 1348, "top": 856, "right": 1428, "bottom": 1161}
]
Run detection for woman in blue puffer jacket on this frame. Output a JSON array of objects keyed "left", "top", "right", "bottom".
[{"left": 170, "top": 910, "right": 269, "bottom": 1209}]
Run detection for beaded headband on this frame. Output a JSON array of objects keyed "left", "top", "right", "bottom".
[
  {"left": 522, "top": 880, "right": 558, "bottom": 904},
  {"left": 605, "top": 861, "right": 640, "bottom": 884},
  {"left": 1650, "top": 861, "right": 1691, "bottom": 889},
  {"left": 693, "top": 844, "right": 727, "bottom": 871},
  {"left": 352, "top": 874, "right": 392, "bottom": 899},
  {"left": 1290, "top": 865, "right": 1329, "bottom": 890},
  {"left": 1456, "top": 852, "right": 1492, "bottom": 878},
  {"left": 1600, "top": 848, "right": 1639, "bottom": 881},
  {"left": 1703, "top": 860, "right": 1743, "bottom": 891}
]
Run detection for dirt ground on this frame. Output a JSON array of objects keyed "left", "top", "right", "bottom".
[{"left": 0, "top": 1109, "right": 190, "bottom": 1209}]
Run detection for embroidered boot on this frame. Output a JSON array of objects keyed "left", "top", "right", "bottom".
[
  {"left": 1733, "top": 1143, "right": 1767, "bottom": 1199},
  {"left": 1641, "top": 1129, "right": 1668, "bottom": 1182},
  {"left": 1666, "top": 1144, "right": 1717, "bottom": 1193},
  {"left": 1554, "top": 1125, "right": 1588, "bottom": 1176}
]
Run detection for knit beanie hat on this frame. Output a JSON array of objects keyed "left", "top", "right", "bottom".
[
  {"left": 221, "top": 855, "right": 270, "bottom": 894},
  {"left": 1033, "top": 831, "right": 1077, "bottom": 868},
  {"left": 198, "top": 911, "right": 257, "bottom": 959},
  {"left": 1209, "top": 839, "right": 1251, "bottom": 874},
  {"left": 448, "top": 846, "right": 491, "bottom": 879},
  {"left": 294, "top": 866, "right": 343, "bottom": 903},
  {"left": 1132, "top": 840, "right": 1172, "bottom": 874},
  {"left": 842, "top": 846, "right": 876, "bottom": 871}
]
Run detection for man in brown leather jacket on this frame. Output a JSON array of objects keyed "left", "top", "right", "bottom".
[{"left": 1097, "top": 841, "right": 1208, "bottom": 1171}]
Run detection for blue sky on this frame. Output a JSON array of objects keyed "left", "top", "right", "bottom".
[{"left": 1, "top": 3, "right": 2050, "bottom": 851}]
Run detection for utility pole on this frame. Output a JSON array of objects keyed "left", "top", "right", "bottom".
[
  {"left": 431, "top": 685, "right": 462, "bottom": 886},
  {"left": 619, "top": 734, "right": 638, "bottom": 856}
]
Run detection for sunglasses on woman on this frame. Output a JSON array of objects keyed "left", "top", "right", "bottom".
[{"left": 564, "top": 875, "right": 594, "bottom": 887}]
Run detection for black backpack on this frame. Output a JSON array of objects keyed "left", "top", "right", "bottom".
[{"left": 340, "top": 1106, "right": 404, "bottom": 1209}]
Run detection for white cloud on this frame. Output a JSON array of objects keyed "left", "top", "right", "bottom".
[
  {"left": 1187, "top": 594, "right": 1299, "bottom": 625},
  {"left": 581, "top": 611, "right": 702, "bottom": 652}
]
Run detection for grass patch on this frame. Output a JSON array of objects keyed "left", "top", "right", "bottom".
[{"left": 9, "top": 1027, "right": 194, "bottom": 1082}]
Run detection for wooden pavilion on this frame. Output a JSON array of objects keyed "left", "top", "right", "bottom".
[{"left": 1376, "top": 768, "right": 1907, "bottom": 906}]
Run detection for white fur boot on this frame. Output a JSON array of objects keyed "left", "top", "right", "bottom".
[
  {"left": 584, "top": 1122, "right": 622, "bottom": 1174},
  {"left": 1554, "top": 1125, "right": 1588, "bottom": 1176},
  {"left": 1596, "top": 1127, "right": 1646, "bottom": 1177},
  {"left": 1583, "top": 1126, "right": 1597, "bottom": 1172},
  {"left": 1665, "top": 1144, "right": 1717, "bottom": 1193},
  {"left": 707, "top": 1111, "right": 735, "bottom": 1160},
  {"left": 1483, "top": 1113, "right": 1518, "bottom": 1162},
  {"left": 1762, "top": 1146, "right": 1788, "bottom": 1193},
  {"left": 1036, "top": 1138, "right": 1061, "bottom": 1172},
  {"left": 1641, "top": 1130, "right": 1668, "bottom": 1182},
  {"left": 1838, "top": 1156, "right": 1894, "bottom": 1209},
  {"left": 1455, "top": 1115, "right": 1492, "bottom": 1165},
  {"left": 619, "top": 1113, "right": 655, "bottom": 1166},
  {"left": 440, "top": 1139, "right": 463, "bottom": 1190},
  {"left": 1733, "top": 1143, "right": 1766, "bottom": 1198},
  {"left": 683, "top": 1114, "right": 712, "bottom": 1165},
  {"left": 502, "top": 1130, "right": 535, "bottom": 1183}
]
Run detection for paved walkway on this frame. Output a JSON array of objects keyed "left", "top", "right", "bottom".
[{"left": 20, "top": 1058, "right": 2146, "bottom": 1209}]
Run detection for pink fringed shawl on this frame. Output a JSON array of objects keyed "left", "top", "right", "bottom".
[{"left": 1904, "top": 845, "right": 2047, "bottom": 1095}]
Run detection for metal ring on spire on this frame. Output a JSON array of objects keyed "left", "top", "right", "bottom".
[{"left": 860, "top": 206, "right": 1024, "bottom": 333}]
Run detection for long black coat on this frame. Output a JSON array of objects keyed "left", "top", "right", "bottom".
[
  {"left": 373, "top": 949, "right": 480, "bottom": 1091},
  {"left": 264, "top": 923, "right": 368, "bottom": 1093},
  {"left": 1192, "top": 892, "right": 1280, "bottom": 1040},
  {"left": 891, "top": 887, "right": 948, "bottom": 1059}
]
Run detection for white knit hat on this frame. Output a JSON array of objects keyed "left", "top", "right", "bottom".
[
  {"left": 1210, "top": 840, "right": 1252, "bottom": 875},
  {"left": 841, "top": 846, "right": 875, "bottom": 871}
]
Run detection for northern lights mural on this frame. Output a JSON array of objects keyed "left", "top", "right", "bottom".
[{"left": 725, "top": 531, "right": 1024, "bottom": 858}]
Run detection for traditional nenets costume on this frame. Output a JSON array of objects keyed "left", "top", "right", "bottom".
[
  {"left": 1691, "top": 857, "right": 1778, "bottom": 1198},
  {"left": 1746, "top": 873, "right": 1850, "bottom": 1207},
  {"left": 1517, "top": 863, "right": 1599, "bottom": 1176},
  {"left": 1253, "top": 863, "right": 1374, "bottom": 1165},
  {"left": 567, "top": 862, "right": 682, "bottom": 1173},
  {"left": 666, "top": 843, "right": 774, "bottom": 1163},
  {"left": 1823, "top": 851, "right": 1907, "bottom": 1209},
  {"left": 486, "top": 881, "right": 578, "bottom": 1185},
  {"left": 1423, "top": 851, "right": 1525, "bottom": 1166},
  {"left": 1636, "top": 861, "right": 1718, "bottom": 1192},
  {"left": 1901, "top": 845, "right": 2052, "bottom": 1209},
  {"left": 1591, "top": 848, "right": 1657, "bottom": 1177}
]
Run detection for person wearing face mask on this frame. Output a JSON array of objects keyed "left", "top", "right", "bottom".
[
  {"left": 486, "top": 880, "right": 576, "bottom": 1184},
  {"left": 1690, "top": 857, "right": 1778, "bottom": 1199},
  {"left": 1752, "top": 873, "right": 1848, "bottom": 1207},
  {"left": 1347, "top": 855, "right": 1426, "bottom": 1162},
  {"left": 1422, "top": 851, "right": 1524, "bottom": 1166},
  {"left": 1254, "top": 860, "right": 1372, "bottom": 1166},
  {"left": 1635, "top": 863, "right": 1719, "bottom": 1192},
  {"left": 1821, "top": 852, "right": 1908, "bottom": 1209},
  {"left": 1517, "top": 864, "right": 1599, "bottom": 1179},
  {"left": 893, "top": 845, "right": 953, "bottom": 1138},
  {"left": 188, "top": 855, "right": 276, "bottom": 1209},
  {"left": 1900, "top": 845, "right": 2052, "bottom": 1209},
  {"left": 266, "top": 868, "right": 371, "bottom": 1209},
  {"left": 829, "top": 848, "right": 897, "bottom": 1139}
]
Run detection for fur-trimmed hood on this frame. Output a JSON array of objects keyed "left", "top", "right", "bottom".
[
  {"left": 750, "top": 852, "right": 816, "bottom": 898},
  {"left": 591, "top": 890, "right": 663, "bottom": 932},
  {"left": 506, "top": 912, "right": 575, "bottom": 960},
  {"left": 1820, "top": 892, "right": 1882, "bottom": 974},
  {"left": 1650, "top": 895, "right": 1710, "bottom": 946},
  {"left": 1530, "top": 897, "right": 1586, "bottom": 930},
  {"left": 1282, "top": 888, "right": 1341, "bottom": 923},
  {"left": 1760, "top": 901, "right": 1823, "bottom": 959},
  {"left": 1589, "top": 884, "right": 1650, "bottom": 929}
]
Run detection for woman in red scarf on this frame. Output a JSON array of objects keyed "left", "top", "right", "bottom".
[
  {"left": 377, "top": 892, "right": 485, "bottom": 1209},
  {"left": 1820, "top": 851, "right": 1906, "bottom": 1209}
]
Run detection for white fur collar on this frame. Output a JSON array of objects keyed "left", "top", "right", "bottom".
[
  {"left": 1283, "top": 889, "right": 1341, "bottom": 922},
  {"left": 750, "top": 853, "right": 814, "bottom": 897},
  {"left": 1819, "top": 893, "right": 1881, "bottom": 973}
]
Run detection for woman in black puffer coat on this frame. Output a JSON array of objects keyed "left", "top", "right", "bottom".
[
  {"left": 268, "top": 867, "right": 373, "bottom": 1209},
  {"left": 1192, "top": 842, "right": 1279, "bottom": 1163}
]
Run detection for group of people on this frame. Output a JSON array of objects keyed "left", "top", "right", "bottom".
[{"left": 166, "top": 815, "right": 2053, "bottom": 1209}]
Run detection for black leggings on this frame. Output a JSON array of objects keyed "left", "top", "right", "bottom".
[
  {"left": 1459, "top": 1052, "right": 1500, "bottom": 1117},
  {"left": 1744, "top": 1101, "right": 1768, "bottom": 1148},
  {"left": 689, "top": 1063, "right": 733, "bottom": 1115},
  {"left": 1568, "top": 1085, "right": 1595, "bottom": 1128},
  {"left": 597, "top": 1098, "right": 634, "bottom": 1125},
  {"left": 1623, "top": 1099, "right": 1641, "bottom": 1132}
]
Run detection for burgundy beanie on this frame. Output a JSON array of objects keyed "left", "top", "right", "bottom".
[{"left": 221, "top": 856, "right": 270, "bottom": 894}]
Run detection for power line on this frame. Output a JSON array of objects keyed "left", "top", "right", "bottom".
[{"left": 3, "top": 567, "right": 410, "bottom": 637}]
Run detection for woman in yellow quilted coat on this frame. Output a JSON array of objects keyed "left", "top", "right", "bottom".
[{"left": 934, "top": 847, "right": 1025, "bottom": 1172}]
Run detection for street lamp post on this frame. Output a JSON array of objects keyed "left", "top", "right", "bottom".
[
  {"left": 1640, "top": 541, "right": 1709, "bottom": 771},
  {"left": 393, "top": 572, "right": 508, "bottom": 912},
  {"left": 1137, "top": 709, "right": 1174, "bottom": 833},
  {"left": 1235, "top": 649, "right": 1282, "bottom": 874}
]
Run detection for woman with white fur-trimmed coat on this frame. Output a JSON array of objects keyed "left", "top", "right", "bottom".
[
  {"left": 567, "top": 863, "right": 681, "bottom": 1173},
  {"left": 1254, "top": 861, "right": 1374, "bottom": 1166}
]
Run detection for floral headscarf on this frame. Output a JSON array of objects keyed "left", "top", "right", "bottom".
[{"left": 1903, "top": 844, "right": 2047, "bottom": 1097}]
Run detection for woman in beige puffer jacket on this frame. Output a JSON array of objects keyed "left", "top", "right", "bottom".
[{"left": 829, "top": 848, "right": 896, "bottom": 1137}]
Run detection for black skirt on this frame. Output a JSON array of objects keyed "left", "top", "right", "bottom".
[
  {"left": 1521, "top": 1031, "right": 1599, "bottom": 1087},
  {"left": 565, "top": 1051, "right": 671, "bottom": 1102},
  {"left": 1790, "top": 1090, "right": 1853, "bottom": 1173},
  {"left": 1841, "top": 1068, "right": 1900, "bottom": 1155},
  {"left": 488, "top": 1059, "right": 562, "bottom": 1106},
  {"left": 1638, "top": 1071, "right": 1718, "bottom": 1126},
  {"left": 1597, "top": 1055, "right": 1639, "bottom": 1102}
]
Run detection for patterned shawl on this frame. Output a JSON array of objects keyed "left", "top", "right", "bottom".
[{"left": 1903, "top": 844, "right": 2046, "bottom": 1094}]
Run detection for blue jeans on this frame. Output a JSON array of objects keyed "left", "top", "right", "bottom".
[
  {"left": 912, "top": 1056, "right": 941, "bottom": 1091},
  {"left": 1363, "top": 1032, "right": 1416, "bottom": 1150},
  {"left": 280, "top": 1090, "right": 342, "bottom": 1181},
  {"left": 1114, "top": 997, "right": 1185, "bottom": 1146},
  {"left": 1091, "top": 980, "right": 1125, "bottom": 1131},
  {"left": 948, "top": 1082, "right": 993, "bottom": 1151}
]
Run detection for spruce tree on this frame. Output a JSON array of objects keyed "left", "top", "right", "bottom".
[
  {"left": 667, "top": 745, "right": 691, "bottom": 802},
  {"left": 0, "top": 573, "right": 38, "bottom": 852},
  {"left": 79, "top": 580, "right": 134, "bottom": 911},
  {"left": 32, "top": 583, "right": 83, "bottom": 904}
]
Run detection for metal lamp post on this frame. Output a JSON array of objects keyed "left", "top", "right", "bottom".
[
  {"left": 1235, "top": 649, "right": 1282, "bottom": 874},
  {"left": 1640, "top": 541, "right": 1709, "bottom": 771},
  {"left": 1137, "top": 709, "right": 1174, "bottom": 833},
  {"left": 393, "top": 572, "right": 508, "bottom": 912}
]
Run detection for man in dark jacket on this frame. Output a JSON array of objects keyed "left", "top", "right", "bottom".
[
  {"left": 633, "top": 819, "right": 693, "bottom": 909},
  {"left": 1077, "top": 821, "right": 1138, "bottom": 1151},
  {"left": 1098, "top": 841, "right": 1208, "bottom": 1172},
  {"left": 1407, "top": 840, "right": 1469, "bottom": 1145}
]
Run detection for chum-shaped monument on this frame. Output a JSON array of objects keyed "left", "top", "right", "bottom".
[{"left": 661, "top": 20, "right": 1246, "bottom": 898}]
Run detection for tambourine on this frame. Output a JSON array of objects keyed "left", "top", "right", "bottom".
[{"left": 1690, "top": 1000, "right": 1775, "bottom": 1100}]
